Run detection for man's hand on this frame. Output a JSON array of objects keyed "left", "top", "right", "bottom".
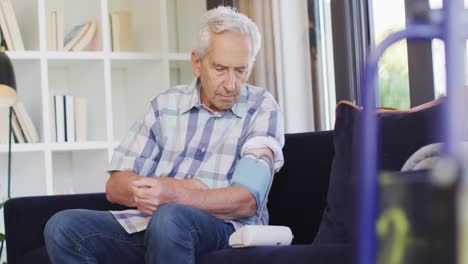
[{"left": 131, "top": 177, "right": 209, "bottom": 216}]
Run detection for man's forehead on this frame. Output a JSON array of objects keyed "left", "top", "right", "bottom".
[
  {"left": 205, "top": 32, "right": 252, "bottom": 63},
  {"left": 206, "top": 48, "right": 252, "bottom": 68},
  {"left": 211, "top": 59, "right": 248, "bottom": 68}
]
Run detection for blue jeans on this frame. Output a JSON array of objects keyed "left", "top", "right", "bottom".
[{"left": 44, "top": 204, "right": 235, "bottom": 264}]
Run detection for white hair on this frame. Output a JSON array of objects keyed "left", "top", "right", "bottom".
[{"left": 196, "top": 6, "right": 261, "bottom": 64}]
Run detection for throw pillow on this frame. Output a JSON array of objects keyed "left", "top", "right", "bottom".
[{"left": 313, "top": 99, "right": 444, "bottom": 245}]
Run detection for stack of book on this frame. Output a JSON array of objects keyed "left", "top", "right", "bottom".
[
  {"left": 0, "top": 0, "right": 24, "bottom": 51},
  {"left": 0, "top": 102, "right": 39, "bottom": 144},
  {"left": 110, "top": 10, "right": 132, "bottom": 52},
  {"left": 53, "top": 95, "right": 87, "bottom": 143}
]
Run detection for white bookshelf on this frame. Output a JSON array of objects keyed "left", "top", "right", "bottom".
[{"left": 0, "top": 0, "right": 206, "bottom": 197}]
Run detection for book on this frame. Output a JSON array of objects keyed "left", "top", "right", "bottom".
[
  {"left": 12, "top": 102, "right": 31, "bottom": 142},
  {"left": 49, "top": 96, "right": 55, "bottom": 142},
  {"left": 56, "top": 11, "right": 64, "bottom": 51},
  {"left": 46, "top": 12, "right": 53, "bottom": 50},
  {"left": 0, "top": 1, "right": 12, "bottom": 51},
  {"left": 71, "top": 20, "right": 97, "bottom": 51},
  {"left": 0, "top": 27, "right": 6, "bottom": 51},
  {"left": 63, "top": 22, "right": 88, "bottom": 51},
  {"left": 48, "top": 10, "right": 64, "bottom": 51},
  {"left": 0, "top": 106, "right": 9, "bottom": 143},
  {"left": 110, "top": 12, "right": 120, "bottom": 51},
  {"left": 119, "top": 11, "right": 131, "bottom": 51},
  {"left": 54, "top": 95, "right": 65, "bottom": 143},
  {"left": 47, "top": 11, "right": 57, "bottom": 51},
  {"left": 74, "top": 97, "right": 87, "bottom": 142},
  {"left": 0, "top": 0, "right": 24, "bottom": 51},
  {"left": 65, "top": 95, "right": 75, "bottom": 142},
  {"left": 11, "top": 110, "right": 25, "bottom": 143},
  {"left": 13, "top": 102, "right": 39, "bottom": 143},
  {"left": 84, "top": 23, "right": 100, "bottom": 51},
  {"left": 110, "top": 11, "right": 132, "bottom": 52}
]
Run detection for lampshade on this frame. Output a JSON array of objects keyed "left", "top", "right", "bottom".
[{"left": 0, "top": 52, "right": 17, "bottom": 107}]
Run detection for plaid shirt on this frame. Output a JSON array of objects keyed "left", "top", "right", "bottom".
[{"left": 109, "top": 79, "right": 285, "bottom": 233}]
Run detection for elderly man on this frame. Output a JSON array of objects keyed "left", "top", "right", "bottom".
[{"left": 45, "top": 6, "right": 284, "bottom": 263}]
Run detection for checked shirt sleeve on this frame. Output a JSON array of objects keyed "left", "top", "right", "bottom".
[
  {"left": 240, "top": 97, "right": 285, "bottom": 172},
  {"left": 109, "top": 101, "right": 161, "bottom": 177}
]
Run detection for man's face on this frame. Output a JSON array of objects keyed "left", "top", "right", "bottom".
[{"left": 192, "top": 31, "right": 252, "bottom": 112}]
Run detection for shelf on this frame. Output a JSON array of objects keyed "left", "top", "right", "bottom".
[
  {"left": 11, "top": 59, "right": 44, "bottom": 144},
  {"left": 0, "top": 141, "right": 111, "bottom": 152},
  {"left": 168, "top": 52, "right": 191, "bottom": 61},
  {"left": 45, "top": 52, "right": 105, "bottom": 60},
  {"left": 52, "top": 149, "right": 108, "bottom": 194},
  {"left": 45, "top": 0, "right": 103, "bottom": 52},
  {"left": 50, "top": 141, "right": 109, "bottom": 151},
  {"left": 5, "top": 51, "right": 43, "bottom": 59},
  {"left": 0, "top": 143, "right": 45, "bottom": 153},
  {"left": 48, "top": 60, "right": 107, "bottom": 142},
  {"left": 5, "top": 51, "right": 112, "bottom": 60},
  {"left": 0, "top": 0, "right": 206, "bottom": 201},
  {"left": 110, "top": 52, "right": 163, "bottom": 61}
]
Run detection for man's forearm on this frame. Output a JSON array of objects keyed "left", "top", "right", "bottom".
[
  {"left": 106, "top": 171, "right": 143, "bottom": 207},
  {"left": 109, "top": 172, "right": 257, "bottom": 219},
  {"left": 174, "top": 185, "right": 257, "bottom": 219}
]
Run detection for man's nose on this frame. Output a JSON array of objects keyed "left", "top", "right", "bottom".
[{"left": 223, "top": 70, "right": 236, "bottom": 91}]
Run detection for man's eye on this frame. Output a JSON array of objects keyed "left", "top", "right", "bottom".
[
  {"left": 215, "top": 67, "right": 225, "bottom": 72},
  {"left": 236, "top": 69, "right": 246, "bottom": 74}
]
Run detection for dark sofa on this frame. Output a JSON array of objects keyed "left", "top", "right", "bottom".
[{"left": 4, "top": 131, "right": 352, "bottom": 264}]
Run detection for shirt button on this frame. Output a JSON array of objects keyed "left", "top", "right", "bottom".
[{"left": 201, "top": 147, "right": 206, "bottom": 153}]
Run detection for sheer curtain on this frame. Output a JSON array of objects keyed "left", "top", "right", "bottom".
[
  {"left": 237, "top": 0, "right": 315, "bottom": 132},
  {"left": 237, "top": 0, "right": 278, "bottom": 100}
]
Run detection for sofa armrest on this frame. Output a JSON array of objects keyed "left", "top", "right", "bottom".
[{"left": 4, "top": 192, "right": 128, "bottom": 264}]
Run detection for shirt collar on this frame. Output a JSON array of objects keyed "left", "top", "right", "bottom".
[
  {"left": 180, "top": 78, "right": 248, "bottom": 118},
  {"left": 230, "top": 85, "right": 247, "bottom": 118},
  {"left": 180, "top": 78, "right": 203, "bottom": 114}
]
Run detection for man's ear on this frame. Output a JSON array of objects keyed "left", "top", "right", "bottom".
[{"left": 191, "top": 51, "right": 201, "bottom": 78}]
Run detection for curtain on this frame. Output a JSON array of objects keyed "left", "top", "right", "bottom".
[
  {"left": 237, "top": 0, "right": 278, "bottom": 100},
  {"left": 238, "top": 0, "right": 318, "bottom": 132}
]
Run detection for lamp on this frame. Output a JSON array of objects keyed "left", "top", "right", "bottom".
[{"left": 0, "top": 51, "right": 17, "bottom": 199}]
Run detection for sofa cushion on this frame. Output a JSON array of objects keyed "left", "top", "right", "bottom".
[
  {"left": 314, "top": 99, "right": 444, "bottom": 245},
  {"left": 5, "top": 193, "right": 127, "bottom": 264},
  {"left": 267, "top": 131, "right": 334, "bottom": 244},
  {"left": 18, "top": 246, "right": 51, "bottom": 264}
]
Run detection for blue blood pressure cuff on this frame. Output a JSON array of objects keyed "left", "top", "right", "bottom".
[{"left": 230, "top": 153, "right": 273, "bottom": 211}]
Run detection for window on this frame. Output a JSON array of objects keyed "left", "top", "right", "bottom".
[
  {"left": 371, "top": 0, "right": 410, "bottom": 109},
  {"left": 429, "top": 0, "right": 468, "bottom": 97},
  {"left": 308, "top": 0, "right": 336, "bottom": 130}
]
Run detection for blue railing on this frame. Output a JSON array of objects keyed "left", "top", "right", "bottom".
[{"left": 358, "top": 0, "right": 467, "bottom": 263}]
